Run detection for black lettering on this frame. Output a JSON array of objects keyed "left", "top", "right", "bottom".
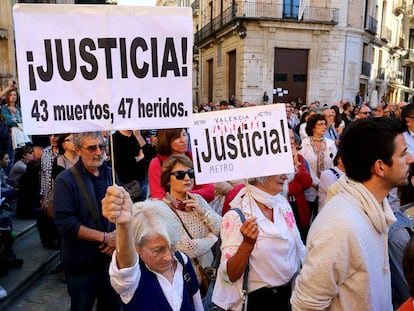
[
  {"left": 119, "top": 38, "right": 128, "bottom": 78},
  {"left": 98, "top": 38, "right": 117, "bottom": 78},
  {"left": 55, "top": 39, "right": 77, "bottom": 81},
  {"left": 27, "top": 51, "right": 37, "bottom": 91},
  {"left": 130, "top": 37, "right": 149, "bottom": 78},
  {"left": 151, "top": 38, "right": 158, "bottom": 77},
  {"left": 226, "top": 135, "right": 238, "bottom": 159},
  {"left": 201, "top": 128, "right": 212, "bottom": 161},
  {"left": 270, "top": 129, "right": 281, "bottom": 153},
  {"left": 252, "top": 131, "right": 263, "bottom": 155},
  {"left": 36, "top": 40, "right": 54, "bottom": 82},
  {"left": 79, "top": 38, "right": 98, "bottom": 80},
  {"left": 161, "top": 37, "right": 180, "bottom": 77}
]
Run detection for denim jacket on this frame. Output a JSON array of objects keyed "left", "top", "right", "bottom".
[{"left": 388, "top": 204, "right": 414, "bottom": 308}]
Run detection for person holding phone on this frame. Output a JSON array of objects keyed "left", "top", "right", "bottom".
[{"left": 160, "top": 154, "right": 221, "bottom": 289}]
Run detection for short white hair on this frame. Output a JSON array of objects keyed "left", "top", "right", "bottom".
[{"left": 131, "top": 199, "right": 180, "bottom": 248}]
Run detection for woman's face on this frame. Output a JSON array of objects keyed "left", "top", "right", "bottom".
[
  {"left": 22, "top": 150, "right": 34, "bottom": 163},
  {"left": 170, "top": 129, "right": 188, "bottom": 154},
  {"left": 8, "top": 91, "right": 17, "bottom": 104},
  {"left": 1, "top": 154, "right": 10, "bottom": 167},
  {"left": 257, "top": 174, "right": 288, "bottom": 195},
  {"left": 138, "top": 235, "right": 174, "bottom": 274},
  {"left": 312, "top": 119, "right": 327, "bottom": 138},
  {"left": 169, "top": 162, "right": 194, "bottom": 196},
  {"left": 63, "top": 134, "right": 76, "bottom": 152}
]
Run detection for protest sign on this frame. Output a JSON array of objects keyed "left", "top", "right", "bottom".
[
  {"left": 190, "top": 105, "right": 294, "bottom": 184},
  {"left": 13, "top": 4, "right": 192, "bottom": 134}
]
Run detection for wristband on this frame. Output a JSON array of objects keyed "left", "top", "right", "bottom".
[{"left": 102, "top": 232, "right": 107, "bottom": 244}]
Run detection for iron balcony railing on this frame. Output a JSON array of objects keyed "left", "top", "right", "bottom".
[
  {"left": 389, "top": 70, "right": 404, "bottom": 84},
  {"left": 195, "top": 2, "right": 339, "bottom": 45},
  {"left": 365, "top": 15, "right": 377, "bottom": 35}
]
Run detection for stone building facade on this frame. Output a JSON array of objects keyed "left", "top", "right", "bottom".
[{"left": 192, "top": 0, "right": 414, "bottom": 107}]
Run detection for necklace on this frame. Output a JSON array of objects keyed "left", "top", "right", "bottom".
[
  {"left": 311, "top": 136, "right": 324, "bottom": 142},
  {"left": 164, "top": 192, "right": 188, "bottom": 211}
]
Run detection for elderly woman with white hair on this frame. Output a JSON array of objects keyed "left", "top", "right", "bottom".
[
  {"left": 211, "top": 175, "right": 306, "bottom": 311},
  {"left": 101, "top": 186, "right": 204, "bottom": 311}
]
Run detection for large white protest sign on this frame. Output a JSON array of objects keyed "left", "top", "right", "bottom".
[
  {"left": 13, "top": 4, "right": 192, "bottom": 135},
  {"left": 190, "top": 105, "right": 294, "bottom": 184}
]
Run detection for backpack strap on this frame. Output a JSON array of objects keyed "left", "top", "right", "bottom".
[
  {"left": 229, "top": 208, "right": 249, "bottom": 309},
  {"left": 70, "top": 166, "right": 103, "bottom": 231},
  {"left": 175, "top": 251, "right": 194, "bottom": 306}
]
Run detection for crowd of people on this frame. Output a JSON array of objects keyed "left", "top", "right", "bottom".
[{"left": 2, "top": 76, "right": 414, "bottom": 310}]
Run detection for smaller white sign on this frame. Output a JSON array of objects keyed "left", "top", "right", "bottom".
[{"left": 190, "top": 105, "right": 294, "bottom": 184}]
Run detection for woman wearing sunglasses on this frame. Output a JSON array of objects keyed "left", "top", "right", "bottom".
[
  {"left": 160, "top": 154, "right": 221, "bottom": 293},
  {"left": 148, "top": 128, "right": 214, "bottom": 202}
]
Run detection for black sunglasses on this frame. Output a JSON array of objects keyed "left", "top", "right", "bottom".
[
  {"left": 170, "top": 169, "right": 195, "bottom": 180},
  {"left": 81, "top": 144, "right": 106, "bottom": 153}
]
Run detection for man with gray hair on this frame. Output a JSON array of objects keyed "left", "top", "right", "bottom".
[{"left": 54, "top": 131, "right": 121, "bottom": 311}]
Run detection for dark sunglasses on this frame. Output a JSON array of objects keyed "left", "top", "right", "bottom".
[
  {"left": 81, "top": 144, "right": 106, "bottom": 153},
  {"left": 361, "top": 111, "right": 371, "bottom": 115},
  {"left": 170, "top": 169, "right": 195, "bottom": 180}
]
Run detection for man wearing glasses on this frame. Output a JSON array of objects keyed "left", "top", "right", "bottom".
[
  {"left": 357, "top": 105, "right": 372, "bottom": 119},
  {"left": 54, "top": 132, "right": 121, "bottom": 311}
]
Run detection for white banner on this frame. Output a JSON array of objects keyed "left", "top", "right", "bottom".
[
  {"left": 13, "top": 4, "right": 193, "bottom": 135},
  {"left": 190, "top": 105, "right": 294, "bottom": 184}
]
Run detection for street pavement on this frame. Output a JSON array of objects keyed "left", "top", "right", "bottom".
[{"left": 4, "top": 269, "right": 70, "bottom": 311}]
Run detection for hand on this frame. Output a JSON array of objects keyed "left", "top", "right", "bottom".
[
  {"left": 104, "top": 230, "right": 117, "bottom": 248},
  {"left": 132, "top": 130, "right": 142, "bottom": 137},
  {"left": 99, "top": 243, "right": 115, "bottom": 256},
  {"left": 183, "top": 192, "right": 202, "bottom": 214},
  {"left": 240, "top": 217, "right": 258, "bottom": 246},
  {"left": 101, "top": 185, "right": 133, "bottom": 224}
]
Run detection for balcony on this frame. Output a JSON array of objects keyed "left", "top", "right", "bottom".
[
  {"left": 389, "top": 70, "right": 404, "bottom": 84},
  {"left": 361, "top": 61, "right": 371, "bottom": 77},
  {"left": 365, "top": 15, "right": 377, "bottom": 35},
  {"left": 194, "top": 1, "right": 339, "bottom": 45},
  {"left": 403, "top": 49, "right": 414, "bottom": 63}
]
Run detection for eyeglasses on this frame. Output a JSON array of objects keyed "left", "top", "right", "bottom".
[
  {"left": 80, "top": 144, "right": 106, "bottom": 153},
  {"left": 144, "top": 246, "right": 175, "bottom": 259},
  {"left": 170, "top": 169, "right": 195, "bottom": 180},
  {"left": 361, "top": 111, "right": 371, "bottom": 115}
]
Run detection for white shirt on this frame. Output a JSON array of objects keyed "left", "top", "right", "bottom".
[
  {"left": 109, "top": 252, "right": 204, "bottom": 311},
  {"left": 299, "top": 137, "right": 337, "bottom": 201},
  {"left": 318, "top": 166, "right": 344, "bottom": 212},
  {"left": 212, "top": 194, "right": 305, "bottom": 310}
]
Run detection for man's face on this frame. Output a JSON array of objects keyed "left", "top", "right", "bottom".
[
  {"left": 49, "top": 134, "right": 59, "bottom": 147},
  {"left": 383, "top": 134, "right": 413, "bottom": 188},
  {"left": 323, "top": 110, "right": 335, "bottom": 126},
  {"left": 359, "top": 107, "right": 371, "bottom": 119},
  {"left": 405, "top": 112, "right": 414, "bottom": 132},
  {"left": 76, "top": 136, "right": 105, "bottom": 173}
]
